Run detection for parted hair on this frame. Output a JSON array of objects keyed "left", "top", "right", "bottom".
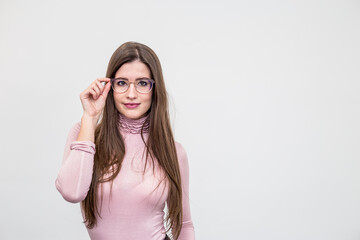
[{"left": 81, "top": 42, "right": 183, "bottom": 239}]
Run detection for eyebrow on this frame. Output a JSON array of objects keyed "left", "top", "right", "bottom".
[{"left": 113, "top": 77, "right": 151, "bottom": 80}]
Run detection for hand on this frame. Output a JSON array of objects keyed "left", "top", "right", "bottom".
[{"left": 79, "top": 78, "right": 111, "bottom": 120}]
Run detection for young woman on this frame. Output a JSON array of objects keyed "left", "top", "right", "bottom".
[{"left": 55, "top": 42, "right": 195, "bottom": 240}]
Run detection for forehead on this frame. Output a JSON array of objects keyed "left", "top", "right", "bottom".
[{"left": 115, "top": 60, "right": 151, "bottom": 79}]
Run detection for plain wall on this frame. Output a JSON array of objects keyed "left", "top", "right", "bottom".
[{"left": 0, "top": 0, "right": 359, "bottom": 239}]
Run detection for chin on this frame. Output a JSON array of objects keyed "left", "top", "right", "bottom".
[{"left": 121, "top": 111, "right": 145, "bottom": 120}]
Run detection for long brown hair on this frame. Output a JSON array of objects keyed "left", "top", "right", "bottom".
[{"left": 81, "top": 42, "right": 183, "bottom": 239}]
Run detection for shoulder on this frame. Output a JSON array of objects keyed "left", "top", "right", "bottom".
[
  {"left": 175, "top": 141, "right": 189, "bottom": 167},
  {"left": 175, "top": 141, "right": 191, "bottom": 183},
  {"left": 175, "top": 141, "right": 187, "bottom": 158}
]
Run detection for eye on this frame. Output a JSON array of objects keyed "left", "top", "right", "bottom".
[
  {"left": 137, "top": 80, "right": 149, "bottom": 86},
  {"left": 116, "top": 80, "right": 127, "bottom": 86}
]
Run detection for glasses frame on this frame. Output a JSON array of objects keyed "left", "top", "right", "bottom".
[{"left": 110, "top": 78, "right": 155, "bottom": 94}]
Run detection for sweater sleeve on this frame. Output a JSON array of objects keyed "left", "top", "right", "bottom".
[
  {"left": 176, "top": 142, "right": 195, "bottom": 240},
  {"left": 55, "top": 122, "right": 95, "bottom": 203}
]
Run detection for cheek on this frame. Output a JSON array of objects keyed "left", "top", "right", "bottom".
[
  {"left": 113, "top": 94, "right": 123, "bottom": 107},
  {"left": 145, "top": 93, "right": 153, "bottom": 105},
  {"left": 141, "top": 93, "right": 153, "bottom": 112}
]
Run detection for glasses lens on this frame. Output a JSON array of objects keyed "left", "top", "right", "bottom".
[
  {"left": 136, "top": 79, "right": 153, "bottom": 93},
  {"left": 112, "top": 79, "right": 128, "bottom": 93},
  {"left": 111, "top": 79, "right": 154, "bottom": 93}
]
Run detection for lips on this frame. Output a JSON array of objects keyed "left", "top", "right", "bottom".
[{"left": 124, "top": 103, "right": 140, "bottom": 109}]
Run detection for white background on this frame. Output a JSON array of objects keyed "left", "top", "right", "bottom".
[{"left": 0, "top": 0, "right": 359, "bottom": 239}]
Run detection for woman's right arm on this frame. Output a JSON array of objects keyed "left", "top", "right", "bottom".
[
  {"left": 55, "top": 78, "right": 111, "bottom": 203},
  {"left": 55, "top": 121, "right": 96, "bottom": 203}
]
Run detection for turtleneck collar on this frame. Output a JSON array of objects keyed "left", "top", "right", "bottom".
[{"left": 118, "top": 112, "right": 150, "bottom": 134}]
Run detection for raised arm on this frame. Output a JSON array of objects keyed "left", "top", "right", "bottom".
[
  {"left": 55, "top": 78, "right": 111, "bottom": 203},
  {"left": 176, "top": 142, "right": 195, "bottom": 240}
]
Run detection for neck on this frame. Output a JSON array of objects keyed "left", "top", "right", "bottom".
[{"left": 117, "top": 112, "right": 150, "bottom": 134}]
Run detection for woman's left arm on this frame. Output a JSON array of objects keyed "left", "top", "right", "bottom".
[{"left": 176, "top": 142, "right": 195, "bottom": 240}]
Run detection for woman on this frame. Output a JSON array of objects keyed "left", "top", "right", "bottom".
[{"left": 55, "top": 42, "right": 195, "bottom": 240}]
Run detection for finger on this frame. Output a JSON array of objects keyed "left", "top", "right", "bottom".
[
  {"left": 80, "top": 87, "right": 92, "bottom": 100},
  {"left": 89, "top": 89, "right": 98, "bottom": 100},
  {"left": 101, "top": 82, "right": 111, "bottom": 99},
  {"left": 97, "top": 78, "right": 111, "bottom": 85},
  {"left": 96, "top": 80, "right": 104, "bottom": 92},
  {"left": 92, "top": 83, "right": 101, "bottom": 96}
]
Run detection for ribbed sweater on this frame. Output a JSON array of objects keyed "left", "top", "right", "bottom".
[{"left": 55, "top": 113, "right": 195, "bottom": 240}]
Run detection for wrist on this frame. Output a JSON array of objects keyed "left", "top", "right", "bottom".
[
  {"left": 81, "top": 113, "right": 99, "bottom": 127},
  {"left": 77, "top": 115, "right": 98, "bottom": 142}
]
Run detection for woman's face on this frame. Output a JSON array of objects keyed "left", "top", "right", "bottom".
[{"left": 113, "top": 60, "right": 153, "bottom": 119}]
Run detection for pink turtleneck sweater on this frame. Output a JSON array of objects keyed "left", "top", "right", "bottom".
[{"left": 55, "top": 114, "right": 195, "bottom": 240}]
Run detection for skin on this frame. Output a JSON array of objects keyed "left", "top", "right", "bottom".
[
  {"left": 76, "top": 60, "right": 152, "bottom": 142},
  {"left": 113, "top": 60, "right": 153, "bottom": 120}
]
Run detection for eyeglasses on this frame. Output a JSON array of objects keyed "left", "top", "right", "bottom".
[{"left": 110, "top": 78, "right": 155, "bottom": 94}]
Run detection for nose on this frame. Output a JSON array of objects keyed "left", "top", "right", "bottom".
[{"left": 126, "top": 83, "right": 138, "bottom": 99}]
